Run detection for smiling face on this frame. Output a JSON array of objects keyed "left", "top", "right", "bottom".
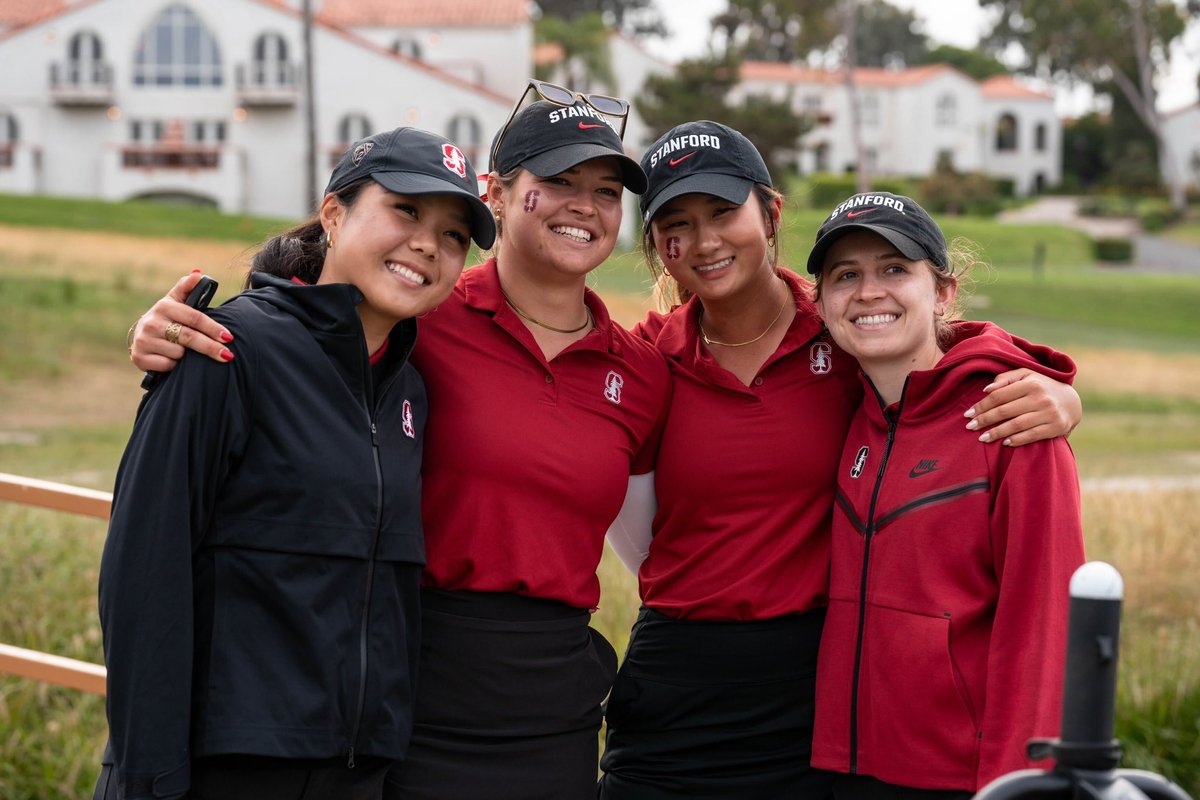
[
  {"left": 491, "top": 156, "right": 624, "bottom": 281},
  {"left": 816, "top": 229, "right": 956, "bottom": 377},
  {"left": 649, "top": 190, "right": 781, "bottom": 303},
  {"left": 319, "top": 181, "right": 472, "bottom": 343}
]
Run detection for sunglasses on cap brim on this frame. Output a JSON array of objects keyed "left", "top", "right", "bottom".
[{"left": 488, "top": 79, "right": 631, "bottom": 173}]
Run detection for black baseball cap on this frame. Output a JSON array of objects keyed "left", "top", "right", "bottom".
[
  {"left": 326, "top": 127, "right": 495, "bottom": 249},
  {"left": 807, "top": 192, "right": 946, "bottom": 275},
  {"left": 490, "top": 101, "right": 646, "bottom": 192},
  {"left": 639, "top": 120, "right": 773, "bottom": 224}
]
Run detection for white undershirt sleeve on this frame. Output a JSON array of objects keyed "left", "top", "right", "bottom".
[{"left": 605, "top": 472, "right": 657, "bottom": 574}]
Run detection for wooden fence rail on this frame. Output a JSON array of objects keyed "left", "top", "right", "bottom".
[{"left": 0, "top": 471, "right": 110, "bottom": 695}]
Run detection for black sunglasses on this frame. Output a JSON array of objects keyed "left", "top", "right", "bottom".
[{"left": 488, "top": 79, "right": 631, "bottom": 172}]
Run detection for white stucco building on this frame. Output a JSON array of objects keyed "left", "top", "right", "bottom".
[
  {"left": 735, "top": 61, "right": 1061, "bottom": 195},
  {"left": 1161, "top": 102, "right": 1200, "bottom": 192},
  {"left": 0, "top": 0, "right": 523, "bottom": 218}
]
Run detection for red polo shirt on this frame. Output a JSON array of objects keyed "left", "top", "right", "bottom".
[
  {"left": 411, "top": 259, "right": 671, "bottom": 609},
  {"left": 634, "top": 268, "right": 861, "bottom": 620}
]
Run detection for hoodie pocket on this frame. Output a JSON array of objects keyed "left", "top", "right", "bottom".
[{"left": 855, "top": 604, "right": 980, "bottom": 786}]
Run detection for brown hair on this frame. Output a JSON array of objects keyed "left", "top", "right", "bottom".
[
  {"left": 245, "top": 177, "right": 374, "bottom": 288},
  {"left": 642, "top": 184, "right": 783, "bottom": 310}
]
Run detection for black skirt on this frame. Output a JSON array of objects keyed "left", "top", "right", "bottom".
[
  {"left": 383, "top": 589, "right": 617, "bottom": 800},
  {"left": 599, "top": 606, "right": 835, "bottom": 800}
]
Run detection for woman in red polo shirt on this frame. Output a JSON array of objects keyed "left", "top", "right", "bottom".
[
  {"left": 127, "top": 85, "right": 669, "bottom": 800},
  {"left": 598, "top": 121, "right": 1080, "bottom": 799}
]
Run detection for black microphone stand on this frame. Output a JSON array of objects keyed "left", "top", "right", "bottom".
[{"left": 973, "top": 562, "right": 1191, "bottom": 800}]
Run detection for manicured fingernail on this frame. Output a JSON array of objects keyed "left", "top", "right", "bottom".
[
  {"left": 191, "top": 268, "right": 202, "bottom": 274},
  {"left": 1002, "top": 438, "right": 1013, "bottom": 447},
  {"left": 963, "top": 407, "right": 976, "bottom": 419},
  {"left": 978, "top": 432, "right": 991, "bottom": 443},
  {"left": 983, "top": 383, "right": 996, "bottom": 392},
  {"left": 220, "top": 349, "right": 235, "bottom": 362},
  {"left": 965, "top": 419, "right": 979, "bottom": 431},
  {"left": 220, "top": 331, "right": 234, "bottom": 343}
]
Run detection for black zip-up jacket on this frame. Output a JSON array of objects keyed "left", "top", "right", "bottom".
[{"left": 99, "top": 274, "right": 426, "bottom": 799}]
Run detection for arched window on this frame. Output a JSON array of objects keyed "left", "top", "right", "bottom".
[
  {"left": 447, "top": 114, "right": 483, "bottom": 166},
  {"left": 1035, "top": 122, "right": 1047, "bottom": 152},
  {"left": 0, "top": 112, "right": 18, "bottom": 144},
  {"left": 392, "top": 38, "right": 422, "bottom": 59},
  {"left": 252, "top": 32, "right": 289, "bottom": 85},
  {"left": 133, "top": 4, "right": 222, "bottom": 87},
  {"left": 995, "top": 113, "right": 1018, "bottom": 151},
  {"left": 337, "top": 113, "right": 373, "bottom": 146},
  {"left": 67, "top": 31, "right": 105, "bottom": 84},
  {"left": 936, "top": 94, "right": 956, "bottom": 126}
]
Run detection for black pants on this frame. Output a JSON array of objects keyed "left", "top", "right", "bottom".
[
  {"left": 93, "top": 752, "right": 391, "bottom": 800},
  {"left": 832, "top": 774, "right": 973, "bottom": 800},
  {"left": 599, "top": 607, "right": 834, "bottom": 800},
  {"left": 383, "top": 589, "right": 618, "bottom": 800}
]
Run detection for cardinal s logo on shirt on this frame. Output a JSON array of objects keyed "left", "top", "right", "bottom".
[
  {"left": 604, "top": 371, "right": 624, "bottom": 405},
  {"left": 810, "top": 342, "right": 833, "bottom": 375}
]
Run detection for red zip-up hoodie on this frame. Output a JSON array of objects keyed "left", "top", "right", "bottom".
[{"left": 811, "top": 321, "right": 1085, "bottom": 791}]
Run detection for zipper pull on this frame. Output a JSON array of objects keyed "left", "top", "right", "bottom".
[
  {"left": 370, "top": 422, "right": 379, "bottom": 447},
  {"left": 347, "top": 746, "right": 356, "bottom": 769}
]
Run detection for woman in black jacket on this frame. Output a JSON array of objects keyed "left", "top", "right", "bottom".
[{"left": 95, "top": 127, "right": 494, "bottom": 800}]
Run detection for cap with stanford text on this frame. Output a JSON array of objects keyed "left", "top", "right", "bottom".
[
  {"left": 490, "top": 101, "right": 646, "bottom": 192},
  {"left": 639, "top": 120, "right": 773, "bottom": 224},
  {"left": 326, "top": 127, "right": 495, "bottom": 249},
  {"left": 806, "top": 192, "right": 947, "bottom": 275}
]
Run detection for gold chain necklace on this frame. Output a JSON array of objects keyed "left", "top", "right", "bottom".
[
  {"left": 699, "top": 285, "right": 790, "bottom": 348},
  {"left": 501, "top": 288, "right": 593, "bottom": 334}
]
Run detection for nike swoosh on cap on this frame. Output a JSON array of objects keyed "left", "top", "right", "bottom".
[
  {"left": 669, "top": 152, "right": 697, "bottom": 168},
  {"left": 578, "top": 122, "right": 606, "bottom": 130},
  {"left": 846, "top": 208, "right": 878, "bottom": 219}
]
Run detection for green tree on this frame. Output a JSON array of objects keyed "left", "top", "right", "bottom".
[
  {"left": 535, "top": 12, "right": 616, "bottom": 93},
  {"left": 981, "top": 0, "right": 1196, "bottom": 209},
  {"left": 713, "top": 0, "right": 924, "bottom": 66},
  {"left": 533, "top": 0, "right": 664, "bottom": 36},
  {"left": 918, "top": 44, "right": 1009, "bottom": 80},
  {"left": 635, "top": 53, "right": 812, "bottom": 179}
]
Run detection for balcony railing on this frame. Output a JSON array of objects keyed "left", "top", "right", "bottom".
[
  {"left": 122, "top": 146, "right": 221, "bottom": 170},
  {"left": 49, "top": 60, "right": 114, "bottom": 107},
  {"left": 236, "top": 61, "right": 298, "bottom": 107}
]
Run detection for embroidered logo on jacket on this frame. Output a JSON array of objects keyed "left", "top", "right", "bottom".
[
  {"left": 810, "top": 342, "right": 833, "bottom": 375},
  {"left": 909, "top": 459, "right": 941, "bottom": 478},
  {"left": 402, "top": 400, "right": 415, "bottom": 439},
  {"left": 604, "top": 371, "right": 624, "bottom": 405},
  {"left": 851, "top": 446, "right": 869, "bottom": 478}
]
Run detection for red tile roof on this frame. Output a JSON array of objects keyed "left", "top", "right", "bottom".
[
  {"left": 0, "top": 0, "right": 66, "bottom": 27},
  {"left": 741, "top": 61, "right": 973, "bottom": 88},
  {"left": 980, "top": 75, "right": 1053, "bottom": 100},
  {"left": 317, "top": 0, "right": 530, "bottom": 27}
]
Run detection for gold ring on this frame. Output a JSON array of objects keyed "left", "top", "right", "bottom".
[{"left": 164, "top": 322, "right": 183, "bottom": 345}]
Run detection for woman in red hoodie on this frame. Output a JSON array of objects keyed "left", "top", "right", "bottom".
[{"left": 808, "top": 193, "right": 1086, "bottom": 799}]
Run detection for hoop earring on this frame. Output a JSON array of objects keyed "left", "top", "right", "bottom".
[{"left": 326, "top": 232, "right": 334, "bottom": 249}]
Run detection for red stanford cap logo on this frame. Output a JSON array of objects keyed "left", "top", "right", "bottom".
[{"left": 442, "top": 144, "right": 467, "bottom": 179}]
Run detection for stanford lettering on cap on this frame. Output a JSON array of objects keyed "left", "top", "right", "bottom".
[
  {"left": 639, "top": 120, "right": 773, "bottom": 224},
  {"left": 806, "top": 190, "right": 948, "bottom": 275}
]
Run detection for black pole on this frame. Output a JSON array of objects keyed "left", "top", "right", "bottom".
[{"left": 302, "top": 0, "right": 318, "bottom": 212}]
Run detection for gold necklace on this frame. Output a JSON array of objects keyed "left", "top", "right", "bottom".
[
  {"left": 501, "top": 288, "right": 593, "bottom": 334},
  {"left": 699, "top": 285, "right": 790, "bottom": 348}
]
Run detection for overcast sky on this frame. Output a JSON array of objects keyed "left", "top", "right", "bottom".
[{"left": 645, "top": 0, "right": 1200, "bottom": 114}]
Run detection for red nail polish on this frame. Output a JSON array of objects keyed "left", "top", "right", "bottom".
[
  {"left": 191, "top": 268, "right": 202, "bottom": 274},
  {"left": 220, "top": 349, "right": 235, "bottom": 362},
  {"left": 220, "top": 331, "right": 234, "bottom": 343}
]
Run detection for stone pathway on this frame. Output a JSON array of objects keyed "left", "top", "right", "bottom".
[{"left": 997, "top": 196, "right": 1200, "bottom": 274}]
